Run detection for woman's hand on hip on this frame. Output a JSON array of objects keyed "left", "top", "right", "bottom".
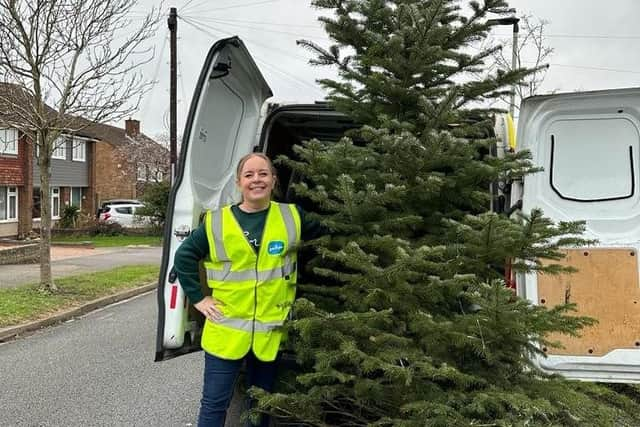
[{"left": 194, "top": 296, "right": 224, "bottom": 322}]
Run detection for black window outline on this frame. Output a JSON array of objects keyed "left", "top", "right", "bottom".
[{"left": 549, "top": 134, "right": 635, "bottom": 202}]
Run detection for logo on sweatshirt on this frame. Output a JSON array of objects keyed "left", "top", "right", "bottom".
[{"left": 267, "top": 240, "right": 285, "bottom": 255}]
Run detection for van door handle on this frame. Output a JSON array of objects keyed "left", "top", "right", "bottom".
[{"left": 168, "top": 267, "right": 178, "bottom": 284}]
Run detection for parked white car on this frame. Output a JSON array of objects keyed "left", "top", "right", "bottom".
[{"left": 99, "top": 202, "right": 149, "bottom": 227}]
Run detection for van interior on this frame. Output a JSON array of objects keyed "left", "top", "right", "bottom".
[{"left": 261, "top": 105, "right": 358, "bottom": 205}]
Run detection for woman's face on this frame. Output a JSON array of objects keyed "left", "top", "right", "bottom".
[{"left": 237, "top": 156, "right": 275, "bottom": 207}]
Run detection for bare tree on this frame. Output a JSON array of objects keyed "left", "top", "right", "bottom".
[
  {"left": 0, "top": 0, "right": 161, "bottom": 291},
  {"left": 153, "top": 131, "right": 182, "bottom": 153},
  {"left": 491, "top": 14, "right": 554, "bottom": 114}
]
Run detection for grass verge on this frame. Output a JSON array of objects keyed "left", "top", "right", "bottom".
[
  {"left": 52, "top": 235, "right": 162, "bottom": 247},
  {"left": 0, "top": 264, "right": 159, "bottom": 328}
]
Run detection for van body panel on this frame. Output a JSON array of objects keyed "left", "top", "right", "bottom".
[
  {"left": 156, "top": 37, "right": 272, "bottom": 360},
  {"left": 517, "top": 88, "right": 640, "bottom": 382}
]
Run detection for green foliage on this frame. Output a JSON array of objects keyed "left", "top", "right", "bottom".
[
  {"left": 91, "top": 221, "right": 124, "bottom": 236},
  {"left": 249, "top": 0, "right": 640, "bottom": 425},
  {"left": 59, "top": 205, "right": 80, "bottom": 228},
  {"left": 137, "top": 180, "right": 170, "bottom": 230},
  {"left": 0, "top": 264, "right": 158, "bottom": 327}
]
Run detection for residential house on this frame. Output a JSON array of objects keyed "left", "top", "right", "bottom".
[
  {"left": 0, "top": 81, "right": 167, "bottom": 238},
  {"left": 0, "top": 117, "right": 166, "bottom": 238},
  {"left": 81, "top": 119, "right": 169, "bottom": 208},
  {"left": 32, "top": 118, "right": 168, "bottom": 224}
]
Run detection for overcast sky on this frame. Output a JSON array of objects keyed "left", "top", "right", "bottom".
[{"left": 128, "top": 0, "right": 640, "bottom": 137}]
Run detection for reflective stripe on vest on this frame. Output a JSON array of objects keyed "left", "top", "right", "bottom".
[
  {"left": 213, "top": 317, "right": 284, "bottom": 332},
  {"left": 201, "top": 202, "right": 301, "bottom": 362},
  {"left": 206, "top": 260, "right": 297, "bottom": 281}
]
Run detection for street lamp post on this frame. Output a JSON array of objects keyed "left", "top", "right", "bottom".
[{"left": 487, "top": 16, "right": 520, "bottom": 117}]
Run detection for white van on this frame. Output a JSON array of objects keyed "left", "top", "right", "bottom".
[
  {"left": 155, "top": 36, "right": 640, "bottom": 383},
  {"left": 497, "top": 88, "right": 640, "bottom": 383},
  {"left": 155, "top": 36, "right": 355, "bottom": 361}
]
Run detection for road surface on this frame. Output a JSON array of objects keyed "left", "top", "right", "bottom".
[{"left": 0, "top": 291, "right": 244, "bottom": 427}]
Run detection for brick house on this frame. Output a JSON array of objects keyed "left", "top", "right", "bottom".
[
  {"left": 0, "top": 117, "right": 167, "bottom": 238},
  {"left": 32, "top": 118, "right": 167, "bottom": 223},
  {"left": 0, "top": 81, "right": 168, "bottom": 238},
  {"left": 81, "top": 119, "right": 169, "bottom": 209}
]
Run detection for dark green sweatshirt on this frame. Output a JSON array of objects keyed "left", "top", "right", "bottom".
[{"left": 173, "top": 204, "right": 325, "bottom": 304}]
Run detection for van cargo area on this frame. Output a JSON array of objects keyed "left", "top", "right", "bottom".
[{"left": 260, "top": 105, "right": 357, "bottom": 197}]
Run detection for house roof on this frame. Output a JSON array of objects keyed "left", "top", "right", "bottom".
[
  {"left": 0, "top": 82, "right": 166, "bottom": 155},
  {"left": 0, "top": 82, "right": 53, "bottom": 127},
  {"left": 79, "top": 121, "right": 156, "bottom": 148},
  {"left": 79, "top": 121, "right": 169, "bottom": 172}
]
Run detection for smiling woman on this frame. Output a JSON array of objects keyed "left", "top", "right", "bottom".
[{"left": 170, "top": 151, "right": 327, "bottom": 427}]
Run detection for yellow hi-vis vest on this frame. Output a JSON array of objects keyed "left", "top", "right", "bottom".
[{"left": 202, "top": 201, "right": 301, "bottom": 362}]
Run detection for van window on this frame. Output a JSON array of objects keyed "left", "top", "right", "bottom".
[{"left": 548, "top": 118, "right": 638, "bottom": 202}]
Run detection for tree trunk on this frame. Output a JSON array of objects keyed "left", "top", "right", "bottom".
[
  {"left": 38, "top": 132, "right": 56, "bottom": 292},
  {"left": 17, "top": 136, "right": 34, "bottom": 239}
]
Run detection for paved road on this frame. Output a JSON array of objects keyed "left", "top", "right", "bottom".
[
  {"left": 0, "top": 246, "right": 162, "bottom": 288},
  {"left": 0, "top": 291, "right": 244, "bottom": 427}
]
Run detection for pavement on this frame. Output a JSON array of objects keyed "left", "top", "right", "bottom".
[{"left": 0, "top": 245, "right": 163, "bottom": 342}]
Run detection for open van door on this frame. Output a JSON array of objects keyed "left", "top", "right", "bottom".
[
  {"left": 514, "top": 88, "right": 640, "bottom": 382},
  {"left": 155, "top": 37, "right": 272, "bottom": 361}
]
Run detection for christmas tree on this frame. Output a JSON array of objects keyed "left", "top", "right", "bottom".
[{"left": 251, "top": 1, "right": 640, "bottom": 425}]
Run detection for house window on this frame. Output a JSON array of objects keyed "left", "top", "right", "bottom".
[
  {"left": 0, "top": 128, "right": 18, "bottom": 155},
  {"left": 52, "top": 187, "right": 60, "bottom": 218},
  {"left": 71, "top": 187, "right": 83, "bottom": 208},
  {"left": 32, "top": 187, "right": 61, "bottom": 219},
  {"left": 137, "top": 163, "right": 148, "bottom": 182},
  {"left": 0, "top": 186, "right": 18, "bottom": 222},
  {"left": 52, "top": 137, "right": 66, "bottom": 159},
  {"left": 72, "top": 139, "right": 86, "bottom": 162}
]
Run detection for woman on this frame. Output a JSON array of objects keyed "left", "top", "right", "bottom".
[{"left": 174, "top": 153, "right": 324, "bottom": 427}]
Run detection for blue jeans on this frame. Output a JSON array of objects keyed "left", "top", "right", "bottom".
[{"left": 197, "top": 351, "right": 278, "bottom": 427}]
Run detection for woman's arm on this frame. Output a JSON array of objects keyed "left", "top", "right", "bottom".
[
  {"left": 296, "top": 204, "right": 330, "bottom": 241},
  {"left": 173, "top": 223, "right": 209, "bottom": 304},
  {"left": 174, "top": 222, "right": 225, "bottom": 321}
]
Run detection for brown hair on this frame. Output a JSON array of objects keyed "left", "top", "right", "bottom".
[{"left": 235, "top": 153, "right": 277, "bottom": 179}]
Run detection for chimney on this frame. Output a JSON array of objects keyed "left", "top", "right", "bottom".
[{"left": 125, "top": 118, "right": 140, "bottom": 137}]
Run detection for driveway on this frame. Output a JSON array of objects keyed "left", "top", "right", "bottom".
[{"left": 0, "top": 245, "right": 162, "bottom": 289}]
